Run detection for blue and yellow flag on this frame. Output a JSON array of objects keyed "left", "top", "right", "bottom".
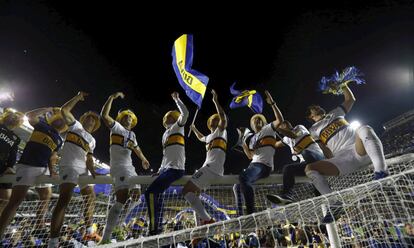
[
  {"left": 229, "top": 83, "right": 263, "bottom": 113},
  {"left": 172, "top": 34, "right": 209, "bottom": 108},
  {"left": 318, "top": 66, "right": 365, "bottom": 95}
]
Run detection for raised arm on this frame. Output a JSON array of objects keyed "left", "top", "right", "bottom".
[
  {"left": 264, "top": 90, "right": 284, "bottom": 129},
  {"left": 25, "top": 107, "right": 53, "bottom": 126},
  {"left": 100, "top": 92, "right": 124, "bottom": 128},
  {"left": 211, "top": 89, "right": 227, "bottom": 130},
  {"left": 341, "top": 84, "right": 356, "bottom": 113},
  {"left": 276, "top": 127, "right": 297, "bottom": 139},
  {"left": 190, "top": 124, "right": 205, "bottom": 142},
  {"left": 171, "top": 92, "right": 189, "bottom": 126},
  {"left": 61, "top": 91, "right": 88, "bottom": 125}
]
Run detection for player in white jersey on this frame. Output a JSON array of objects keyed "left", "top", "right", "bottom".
[
  {"left": 266, "top": 116, "right": 325, "bottom": 205},
  {"left": 49, "top": 92, "right": 101, "bottom": 248},
  {"left": 100, "top": 92, "right": 150, "bottom": 243},
  {"left": 182, "top": 89, "right": 227, "bottom": 229},
  {"left": 304, "top": 84, "right": 388, "bottom": 223},
  {"left": 239, "top": 90, "right": 283, "bottom": 214},
  {"left": 145, "top": 91, "right": 188, "bottom": 236}
]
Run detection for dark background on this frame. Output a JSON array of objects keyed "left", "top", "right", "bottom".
[{"left": 1, "top": 0, "right": 413, "bottom": 174}]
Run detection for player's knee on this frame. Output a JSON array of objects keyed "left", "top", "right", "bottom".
[
  {"left": 38, "top": 190, "right": 52, "bottom": 200},
  {"left": 182, "top": 184, "right": 191, "bottom": 195},
  {"left": 305, "top": 163, "right": 316, "bottom": 174},
  {"left": 356, "top": 125, "right": 374, "bottom": 136}
]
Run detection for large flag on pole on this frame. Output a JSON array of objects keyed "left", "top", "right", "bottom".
[
  {"left": 172, "top": 34, "right": 209, "bottom": 108},
  {"left": 229, "top": 82, "right": 263, "bottom": 113}
]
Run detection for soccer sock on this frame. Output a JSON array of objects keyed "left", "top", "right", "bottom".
[
  {"left": 306, "top": 170, "right": 332, "bottom": 195},
  {"left": 357, "top": 125, "right": 387, "bottom": 172},
  {"left": 48, "top": 237, "right": 59, "bottom": 248},
  {"left": 184, "top": 192, "right": 211, "bottom": 221},
  {"left": 102, "top": 201, "right": 123, "bottom": 241}
]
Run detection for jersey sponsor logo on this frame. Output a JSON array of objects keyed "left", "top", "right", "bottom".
[
  {"left": 66, "top": 132, "right": 90, "bottom": 152},
  {"left": 0, "top": 133, "right": 15, "bottom": 147},
  {"left": 110, "top": 134, "right": 135, "bottom": 149},
  {"left": 294, "top": 134, "right": 316, "bottom": 153},
  {"left": 29, "top": 131, "right": 58, "bottom": 151},
  {"left": 164, "top": 133, "right": 185, "bottom": 148},
  {"left": 207, "top": 137, "right": 227, "bottom": 152},
  {"left": 254, "top": 136, "right": 276, "bottom": 149},
  {"left": 319, "top": 117, "right": 349, "bottom": 144}
]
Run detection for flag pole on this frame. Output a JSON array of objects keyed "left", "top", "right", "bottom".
[{"left": 187, "top": 108, "right": 199, "bottom": 137}]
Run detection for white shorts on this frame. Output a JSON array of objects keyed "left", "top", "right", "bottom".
[
  {"left": 14, "top": 164, "right": 49, "bottom": 187},
  {"left": 111, "top": 165, "right": 140, "bottom": 192},
  {"left": 327, "top": 145, "right": 371, "bottom": 176},
  {"left": 34, "top": 167, "right": 53, "bottom": 188},
  {"left": 190, "top": 166, "right": 220, "bottom": 190},
  {"left": 59, "top": 166, "right": 93, "bottom": 190}
]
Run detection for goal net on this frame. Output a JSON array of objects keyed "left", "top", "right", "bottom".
[{"left": 0, "top": 153, "right": 413, "bottom": 247}]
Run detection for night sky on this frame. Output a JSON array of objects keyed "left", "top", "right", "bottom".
[{"left": 1, "top": 1, "right": 414, "bottom": 174}]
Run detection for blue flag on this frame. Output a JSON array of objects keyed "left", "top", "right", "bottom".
[
  {"left": 229, "top": 83, "right": 263, "bottom": 113},
  {"left": 172, "top": 34, "right": 209, "bottom": 108},
  {"left": 318, "top": 66, "right": 365, "bottom": 95}
]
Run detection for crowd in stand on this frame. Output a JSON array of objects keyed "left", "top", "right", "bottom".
[{"left": 381, "top": 119, "right": 414, "bottom": 157}]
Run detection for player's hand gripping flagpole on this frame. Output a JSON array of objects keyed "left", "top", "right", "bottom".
[{"left": 171, "top": 34, "right": 209, "bottom": 137}]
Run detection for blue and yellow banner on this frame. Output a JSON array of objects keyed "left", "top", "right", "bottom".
[
  {"left": 172, "top": 34, "right": 209, "bottom": 108},
  {"left": 229, "top": 82, "right": 263, "bottom": 113}
]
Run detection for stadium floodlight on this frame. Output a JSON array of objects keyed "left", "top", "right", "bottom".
[
  {"left": 386, "top": 66, "right": 413, "bottom": 86},
  {"left": 0, "top": 91, "right": 14, "bottom": 102},
  {"left": 350, "top": 120, "right": 361, "bottom": 130}
]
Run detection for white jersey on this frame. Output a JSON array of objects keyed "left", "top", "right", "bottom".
[
  {"left": 201, "top": 128, "right": 227, "bottom": 176},
  {"left": 249, "top": 123, "right": 277, "bottom": 170},
  {"left": 159, "top": 98, "right": 188, "bottom": 171},
  {"left": 282, "top": 125, "right": 322, "bottom": 155},
  {"left": 309, "top": 106, "right": 355, "bottom": 155},
  {"left": 59, "top": 120, "right": 96, "bottom": 169},
  {"left": 160, "top": 122, "right": 185, "bottom": 170},
  {"left": 109, "top": 121, "right": 138, "bottom": 168}
]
